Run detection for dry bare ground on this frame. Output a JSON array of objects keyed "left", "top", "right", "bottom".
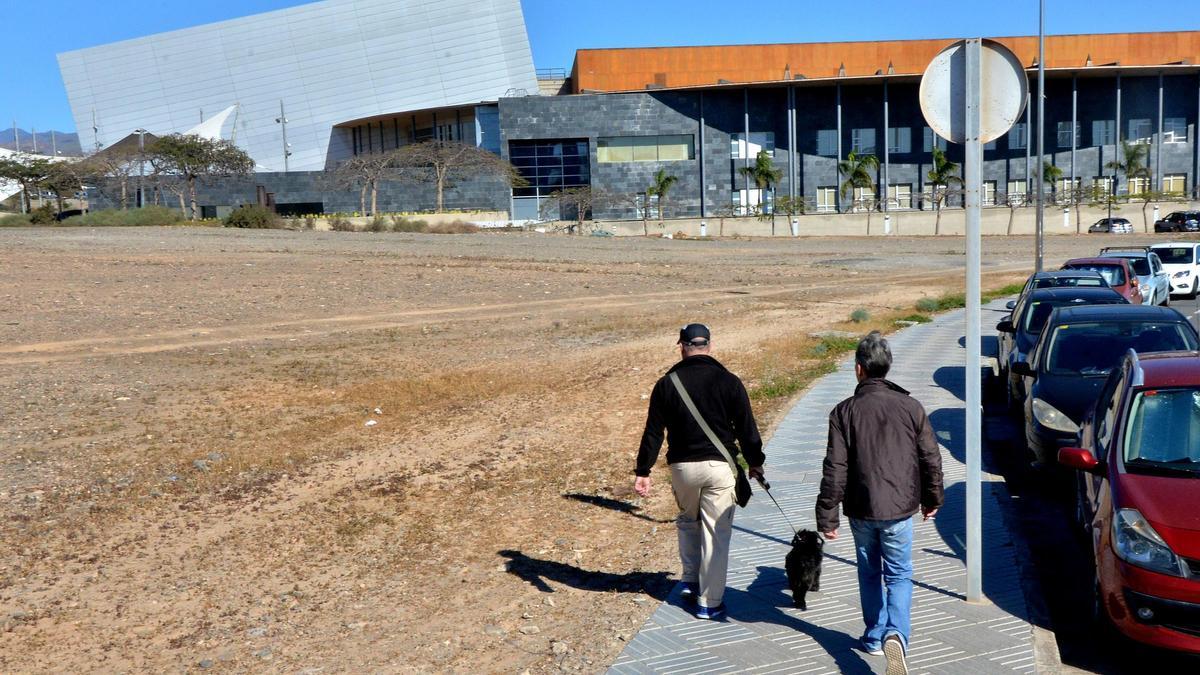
[{"left": 0, "top": 227, "right": 1152, "bottom": 673}]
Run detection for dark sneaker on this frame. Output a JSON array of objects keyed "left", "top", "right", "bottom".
[
  {"left": 679, "top": 582, "right": 698, "bottom": 602},
  {"left": 883, "top": 633, "right": 909, "bottom": 675},
  {"left": 694, "top": 603, "right": 726, "bottom": 620},
  {"left": 860, "top": 638, "right": 883, "bottom": 656}
]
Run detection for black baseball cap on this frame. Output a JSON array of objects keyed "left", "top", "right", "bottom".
[{"left": 678, "top": 323, "right": 711, "bottom": 346}]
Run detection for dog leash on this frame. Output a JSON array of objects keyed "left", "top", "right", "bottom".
[{"left": 755, "top": 476, "right": 798, "bottom": 537}]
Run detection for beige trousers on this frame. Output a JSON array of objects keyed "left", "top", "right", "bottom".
[{"left": 670, "top": 459, "right": 736, "bottom": 608}]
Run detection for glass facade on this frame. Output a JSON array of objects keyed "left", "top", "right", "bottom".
[{"left": 509, "top": 139, "right": 591, "bottom": 220}]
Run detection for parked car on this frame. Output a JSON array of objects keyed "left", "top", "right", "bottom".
[
  {"left": 1059, "top": 350, "right": 1200, "bottom": 653},
  {"left": 1151, "top": 243, "right": 1200, "bottom": 299},
  {"left": 1100, "top": 247, "right": 1171, "bottom": 306},
  {"left": 1062, "top": 257, "right": 1145, "bottom": 305},
  {"left": 1153, "top": 211, "right": 1200, "bottom": 233},
  {"left": 1090, "top": 217, "right": 1134, "bottom": 234},
  {"left": 1021, "top": 269, "right": 1110, "bottom": 291},
  {"left": 1012, "top": 304, "right": 1199, "bottom": 467},
  {"left": 997, "top": 284, "right": 1128, "bottom": 409}
]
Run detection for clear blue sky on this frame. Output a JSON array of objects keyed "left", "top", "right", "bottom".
[{"left": 2, "top": 0, "right": 1195, "bottom": 133}]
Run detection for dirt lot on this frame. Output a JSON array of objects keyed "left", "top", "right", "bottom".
[{"left": 0, "top": 227, "right": 1161, "bottom": 673}]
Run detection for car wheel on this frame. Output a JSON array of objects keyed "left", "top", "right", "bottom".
[{"left": 1162, "top": 290, "right": 1170, "bottom": 307}]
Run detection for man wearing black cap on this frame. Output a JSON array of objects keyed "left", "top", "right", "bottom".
[{"left": 634, "top": 323, "right": 765, "bottom": 620}]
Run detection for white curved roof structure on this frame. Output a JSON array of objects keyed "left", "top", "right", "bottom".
[{"left": 57, "top": 0, "right": 537, "bottom": 171}]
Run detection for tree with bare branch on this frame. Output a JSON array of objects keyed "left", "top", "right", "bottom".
[
  {"left": 331, "top": 151, "right": 401, "bottom": 215},
  {"left": 393, "top": 140, "right": 524, "bottom": 213},
  {"left": 78, "top": 145, "right": 141, "bottom": 210},
  {"left": 147, "top": 134, "right": 255, "bottom": 220},
  {"left": 539, "top": 186, "right": 608, "bottom": 234}
]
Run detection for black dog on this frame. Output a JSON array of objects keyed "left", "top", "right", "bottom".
[{"left": 785, "top": 529, "right": 824, "bottom": 610}]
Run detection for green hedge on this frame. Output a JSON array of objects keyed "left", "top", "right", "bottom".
[{"left": 59, "top": 206, "right": 186, "bottom": 227}]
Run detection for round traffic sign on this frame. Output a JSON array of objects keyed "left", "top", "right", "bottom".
[{"left": 919, "top": 39, "right": 1028, "bottom": 145}]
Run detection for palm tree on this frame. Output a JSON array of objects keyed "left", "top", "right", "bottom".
[
  {"left": 838, "top": 150, "right": 880, "bottom": 233},
  {"left": 738, "top": 150, "right": 784, "bottom": 234},
  {"left": 646, "top": 169, "right": 678, "bottom": 225},
  {"left": 1039, "top": 161, "right": 1063, "bottom": 203},
  {"left": 925, "top": 147, "right": 963, "bottom": 235},
  {"left": 1106, "top": 140, "right": 1153, "bottom": 231}
]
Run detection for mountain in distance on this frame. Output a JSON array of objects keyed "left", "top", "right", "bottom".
[{"left": 0, "top": 128, "right": 84, "bottom": 157}]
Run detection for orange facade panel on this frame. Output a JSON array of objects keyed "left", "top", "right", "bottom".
[{"left": 572, "top": 31, "right": 1200, "bottom": 93}]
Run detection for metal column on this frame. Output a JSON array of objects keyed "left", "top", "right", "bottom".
[
  {"left": 963, "top": 38, "right": 984, "bottom": 606},
  {"left": 1035, "top": 0, "right": 1045, "bottom": 271},
  {"left": 1116, "top": 74, "right": 1122, "bottom": 193},
  {"left": 1071, "top": 75, "right": 1078, "bottom": 200},
  {"left": 836, "top": 83, "right": 843, "bottom": 213},
  {"left": 787, "top": 87, "right": 796, "bottom": 200},
  {"left": 1196, "top": 75, "right": 1200, "bottom": 199},
  {"left": 698, "top": 92, "right": 706, "bottom": 217},
  {"left": 1157, "top": 73, "right": 1164, "bottom": 191},
  {"left": 1025, "top": 91, "right": 1032, "bottom": 201},
  {"left": 743, "top": 88, "right": 751, "bottom": 209},
  {"left": 883, "top": 81, "right": 890, "bottom": 223}
]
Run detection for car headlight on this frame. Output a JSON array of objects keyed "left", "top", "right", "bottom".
[
  {"left": 1031, "top": 397, "right": 1079, "bottom": 434},
  {"left": 1112, "top": 509, "right": 1184, "bottom": 577},
  {"left": 1173, "top": 270, "right": 1191, "bottom": 279}
]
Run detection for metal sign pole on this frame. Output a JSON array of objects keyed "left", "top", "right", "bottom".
[{"left": 963, "top": 38, "right": 984, "bottom": 605}]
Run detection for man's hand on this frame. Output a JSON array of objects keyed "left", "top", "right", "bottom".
[
  {"left": 748, "top": 466, "right": 764, "bottom": 481},
  {"left": 922, "top": 506, "right": 939, "bottom": 521},
  {"left": 634, "top": 476, "right": 652, "bottom": 497},
  {"left": 822, "top": 529, "right": 838, "bottom": 540}
]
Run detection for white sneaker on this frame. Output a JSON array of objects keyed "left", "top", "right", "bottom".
[{"left": 883, "top": 634, "right": 909, "bottom": 675}]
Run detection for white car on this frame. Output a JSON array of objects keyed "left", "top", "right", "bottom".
[{"left": 1152, "top": 242, "right": 1200, "bottom": 298}]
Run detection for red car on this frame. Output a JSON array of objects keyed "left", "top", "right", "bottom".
[
  {"left": 1059, "top": 350, "right": 1200, "bottom": 653},
  {"left": 1062, "top": 257, "right": 1144, "bottom": 305}
]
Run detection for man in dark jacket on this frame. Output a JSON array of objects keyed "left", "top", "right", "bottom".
[
  {"left": 817, "top": 331, "right": 943, "bottom": 673},
  {"left": 634, "top": 323, "right": 765, "bottom": 620}
]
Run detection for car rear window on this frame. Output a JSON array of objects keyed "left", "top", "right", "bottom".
[
  {"left": 1032, "top": 277, "right": 1106, "bottom": 288},
  {"left": 1154, "top": 247, "right": 1195, "bottom": 264},
  {"left": 1022, "top": 296, "right": 1123, "bottom": 333},
  {"left": 1063, "top": 264, "right": 1125, "bottom": 286},
  {"left": 1045, "top": 321, "right": 1198, "bottom": 376},
  {"left": 1124, "top": 388, "right": 1200, "bottom": 471}
]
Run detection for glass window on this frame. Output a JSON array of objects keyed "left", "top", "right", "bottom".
[
  {"left": 1046, "top": 322, "right": 1198, "bottom": 376},
  {"left": 922, "top": 126, "right": 946, "bottom": 152},
  {"left": 1154, "top": 246, "right": 1195, "bottom": 264},
  {"left": 1057, "top": 177, "right": 1081, "bottom": 198},
  {"left": 888, "top": 183, "right": 912, "bottom": 209},
  {"left": 1124, "top": 388, "right": 1200, "bottom": 467},
  {"left": 636, "top": 192, "right": 660, "bottom": 219},
  {"left": 1093, "top": 175, "right": 1113, "bottom": 196},
  {"left": 984, "top": 139, "right": 997, "bottom": 151},
  {"left": 1057, "top": 122, "right": 1081, "bottom": 148},
  {"left": 597, "top": 135, "right": 694, "bottom": 163},
  {"left": 887, "top": 127, "right": 911, "bottom": 154},
  {"left": 1128, "top": 119, "right": 1153, "bottom": 144},
  {"left": 1095, "top": 369, "right": 1126, "bottom": 450},
  {"left": 732, "top": 132, "right": 774, "bottom": 159},
  {"left": 1008, "top": 123, "right": 1028, "bottom": 150},
  {"left": 1163, "top": 118, "right": 1188, "bottom": 144},
  {"left": 851, "top": 128, "right": 876, "bottom": 154},
  {"left": 1007, "top": 180, "right": 1027, "bottom": 205},
  {"left": 852, "top": 185, "right": 875, "bottom": 212},
  {"left": 1093, "top": 119, "right": 1116, "bottom": 146},
  {"left": 816, "top": 129, "right": 837, "bottom": 157},
  {"left": 1063, "top": 263, "right": 1126, "bottom": 286},
  {"left": 1163, "top": 174, "right": 1186, "bottom": 195},
  {"left": 1128, "top": 176, "right": 1150, "bottom": 195},
  {"left": 816, "top": 186, "right": 837, "bottom": 212},
  {"left": 982, "top": 180, "right": 997, "bottom": 206}
]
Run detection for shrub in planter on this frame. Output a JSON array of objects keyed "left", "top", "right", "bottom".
[
  {"left": 29, "top": 204, "right": 57, "bottom": 225},
  {"left": 224, "top": 205, "right": 283, "bottom": 229}
]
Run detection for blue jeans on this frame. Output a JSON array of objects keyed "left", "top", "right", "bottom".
[{"left": 850, "top": 516, "right": 914, "bottom": 649}]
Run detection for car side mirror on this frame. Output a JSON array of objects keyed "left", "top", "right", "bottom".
[
  {"left": 996, "top": 319, "right": 1015, "bottom": 333},
  {"left": 1011, "top": 361, "right": 1035, "bottom": 378},
  {"left": 1005, "top": 300, "right": 1017, "bottom": 310},
  {"left": 1058, "top": 447, "right": 1105, "bottom": 476}
]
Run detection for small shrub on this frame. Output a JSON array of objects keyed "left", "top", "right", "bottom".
[
  {"left": 390, "top": 215, "right": 427, "bottom": 232},
  {"left": 849, "top": 308, "right": 870, "bottom": 323},
  {"left": 224, "top": 205, "right": 283, "bottom": 229},
  {"left": 896, "top": 314, "right": 933, "bottom": 324},
  {"left": 329, "top": 216, "right": 356, "bottom": 232},
  {"left": 426, "top": 220, "right": 480, "bottom": 234},
  {"left": 304, "top": 216, "right": 317, "bottom": 230},
  {"left": 809, "top": 335, "right": 859, "bottom": 357},
  {"left": 59, "top": 206, "right": 185, "bottom": 227},
  {"left": 915, "top": 297, "right": 940, "bottom": 313},
  {"left": 0, "top": 213, "right": 32, "bottom": 227},
  {"left": 29, "top": 204, "right": 57, "bottom": 224},
  {"left": 367, "top": 215, "right": 389, "bottom": 232}
]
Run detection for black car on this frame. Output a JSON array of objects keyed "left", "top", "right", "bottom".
[
  {"left": 1012, "top": 304, "right": 1199, "bottom": 467},
  {"left": 1153, "top": 211, "right": 1200, "bottom": 233},
  {"left": 997, "top": 285, "right": 1127, "bottom": 409}
]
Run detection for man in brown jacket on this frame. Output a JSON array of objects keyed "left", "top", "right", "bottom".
[{"left": 817, "top": 331, "right": 943, "bottom": 675}]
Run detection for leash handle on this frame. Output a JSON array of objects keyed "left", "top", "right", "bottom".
[{"left": 755, "top": 476, "right": 771, "bottom": 491}]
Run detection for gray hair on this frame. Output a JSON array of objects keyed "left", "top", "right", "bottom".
[{"left": 855, "top": 331, "right": 892, "bottom": 378}]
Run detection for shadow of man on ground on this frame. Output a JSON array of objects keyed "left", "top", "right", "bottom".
[{"left": 498, "top": 549, "right": 673, "bottom": 599}]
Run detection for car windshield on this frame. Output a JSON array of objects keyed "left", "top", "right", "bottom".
[
  {"left": 1063, "top": 264, "right": 1125, "bottom": 286},
  {"left": 1022, "top": 297, "right": 1120, "bottom": 333},
  {"left": 1032, "top": 276, "right": 1106, "bottom": 288},
  {"left": 1045, "top": 322, "right": 1198, "bottom": 376},
  {"left": 1154, "top": 247, "right": 1195, "bottom": 264},
  {"left": 1124, "top": 388, "right": 1200, "bottom": 474}
]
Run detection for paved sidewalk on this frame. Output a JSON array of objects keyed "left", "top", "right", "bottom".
[{"left": 610, "top": 306, "right": 1040, "bottom": 674}]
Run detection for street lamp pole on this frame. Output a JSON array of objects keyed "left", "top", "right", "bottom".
[
  {"left": 275, "top": 100, "right": 291, "bottom": 172},
  {"left": 1035, "top": 0, "right": 1046, "bottom": 271}
]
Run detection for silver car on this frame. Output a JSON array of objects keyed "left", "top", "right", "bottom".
[
  {"left": 1100, "top": 246, "right": 1170, "bottom": 306},
  {"left": 1089, "top": 217, "right": 1133, "bottom": 234}
]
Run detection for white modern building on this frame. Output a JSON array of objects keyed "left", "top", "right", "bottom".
[{"left": 57, "top": 0, "right": 538, "bottom": 171}]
